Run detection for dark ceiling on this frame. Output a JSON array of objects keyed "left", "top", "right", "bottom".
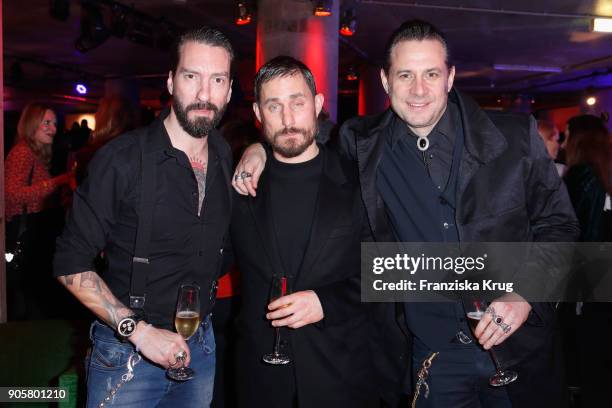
[{"left": 4, "top": 0, "right": 612, "bottom": 112}]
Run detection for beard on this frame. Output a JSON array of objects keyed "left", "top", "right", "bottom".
[
  {"left": 173, "top": 97, "right": 226, "bottom": 139},
  {"left": 266, "top": 124, "right": 317, "bottom": 158}
]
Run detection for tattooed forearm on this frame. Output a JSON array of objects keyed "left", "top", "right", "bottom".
[{"left": 57, "top": 271, "right": 132, "bottom": 326}]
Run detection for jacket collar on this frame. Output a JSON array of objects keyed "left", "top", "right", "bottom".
[
  {"left": 357, "top": 88, "right": 508, "bottom": 165},
  {"left": 450, "top": 88, "right": 507, "bottom": 165}
]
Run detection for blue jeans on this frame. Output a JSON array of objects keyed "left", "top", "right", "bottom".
[
  {"left": 86, "top": 316, "right": 215, "bottom": 408},
  {"left": 412, "top": 338, "right": 512, "bottom": 408}
]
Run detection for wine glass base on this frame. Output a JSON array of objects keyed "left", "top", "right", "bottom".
[
  {"left": 167, "top": 367, "right": 195, "bottom": 382},
  {"left": 262, "top": 353, "right": 291, "bottom": 365},
  {"left": 489, "top": 370, "right": 518, "bottom": 387}
]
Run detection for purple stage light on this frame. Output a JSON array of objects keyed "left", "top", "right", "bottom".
[{"left": 76, "top": 83, "right": 88, "bottom": 94}]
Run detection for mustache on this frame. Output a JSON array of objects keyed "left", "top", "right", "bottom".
[
  {"left": 273, "top": 127, "right": 308, "bottom": 138},
  {"left": 185, "top": 102, "right": 219, "bottom": 113}
]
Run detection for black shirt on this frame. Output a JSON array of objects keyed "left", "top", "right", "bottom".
[
  {"left": 387, "top": 102, "right": 456, "bottom": 191},
  {"left": 269, "top": 150, "right": 323, "bottom": 279},
  {"left": 378, "top": 102, "right": 461, "bottom": 242},
  {"left": 54, "top": 112, "right": 233, "bottom": 329}
]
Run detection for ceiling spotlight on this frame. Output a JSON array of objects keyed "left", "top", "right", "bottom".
[
  {"left": 586, "top": 96, "right": 597, "bottom": 106},
  {"left": 236, "top": 1, "right": 253, "bottom": 25},
  {"left": 339, "top": 9, "right": 356, "bottom": 36},
  {"left": 345, "top": 66, "right": 358, "bottom": 81},
  {"left": 75, "top": 3, "right": 110, "bottom": 53},
  {"left": 75, "top": 83, "right": 88, "bottom": 95},
  {"left": 592, "top": 18, "right": 612, "bottom": 33},
  {"left": 314, "top": 0, "right": 332, "bottom": 17}
]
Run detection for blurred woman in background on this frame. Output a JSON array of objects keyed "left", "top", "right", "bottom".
[
  {"left": 5, "top": 102, "right": 74, "bottom": 320},
  {"left": 562, "top": 114, "right": 611, "bottom": 408},
  {"left": 5, "top": 103, "right": 72, "bottom": 221}
]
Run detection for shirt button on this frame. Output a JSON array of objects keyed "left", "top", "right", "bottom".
[
  {"left": 219, "top": 248, "right": 224, "bottom": 254},
  {"left": 429, "top": 154, "right": 434, "bottom": 159},
  {"left": 437, "top": 185, "right": 442, "bottom": 190},
  {"left": 192, "top": 191, "right": 197, "bottom": 197},
  {"left": 443, "top": 222, "right": 450, "bottom": 229}
]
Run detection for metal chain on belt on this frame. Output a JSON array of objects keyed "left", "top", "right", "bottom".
[
  {"left": 97, "top": 353, "right": 141, "bottom": 407},
  {"left": 411, "top": 352, "right": 439, "bottom": 408}
]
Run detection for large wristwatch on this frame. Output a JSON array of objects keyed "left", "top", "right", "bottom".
[{"left": 117, "top": 313, "right": 145, "bottom": 339}]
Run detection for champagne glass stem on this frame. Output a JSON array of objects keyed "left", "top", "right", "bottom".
[
  {"left": 273, "top": 327, "right": 282, "bottom": 355},
  {"left": 489, "top": 350, "right": 504, "bottom": 374}
]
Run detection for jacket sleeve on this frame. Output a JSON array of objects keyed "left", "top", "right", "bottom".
[
  {"left": 525, "top": 115, "right": 580, "bottom": 242},
  {"left": 514, "top": 116, "right": 579, "bottom": 317}
]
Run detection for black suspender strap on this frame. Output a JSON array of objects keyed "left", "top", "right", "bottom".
[{"left": 129, "top": 133, "right": 157, "bottom": 314}]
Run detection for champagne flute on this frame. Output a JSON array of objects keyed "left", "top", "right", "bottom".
[
  {"left": 466, "top": 300, "right": 518, "bottom": 387},
  {"left": 262, "top": 275, "right": 291, "bottom": 365},
  {"left": 167, "top": 283, "right": 201, "bottom": 381}
]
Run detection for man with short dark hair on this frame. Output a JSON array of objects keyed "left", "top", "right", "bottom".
[
  {"left": 229, "top": 56, "right": 375, "bottom": 407},
  {"left": 338, "top": 19, "right": 578, "bottom": 408},
  {"left": 233, "top": 19, "right": 579, "bottom": 408},
  {"left": 54, "top": 27, "right": 234, "bottom": 407}
]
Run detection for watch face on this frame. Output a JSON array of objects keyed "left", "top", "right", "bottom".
[{"left": 118, "top": 317, "right": 137, "bottom": 337}]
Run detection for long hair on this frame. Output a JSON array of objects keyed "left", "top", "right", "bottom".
[
  {"left": 90, "top": 96, "right": 137, "bottom": 144},
  {"left": 565, "top": 114, "right": 611, "bottom": 192},
  {"left": 17, "top": 102, "right": 54, "bottom": 166}
]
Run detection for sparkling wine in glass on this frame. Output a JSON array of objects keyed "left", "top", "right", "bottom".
[
  {"left": 262, "top": 275, "right": 292, "bottom": 365},
  {"left": 167, "top": 283, "right": 201, "bottom": 381},
  {"left": 467, "top": 301, "right": 518, "bottom": 387}
]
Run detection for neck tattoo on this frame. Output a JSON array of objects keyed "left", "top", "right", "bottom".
[{"left": 189, "top": 155, "right": 207, "bottom": 216}]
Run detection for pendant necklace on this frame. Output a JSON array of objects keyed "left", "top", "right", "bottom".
[{"left": 416, "top": 135, "right": 429, "bottom": 151}]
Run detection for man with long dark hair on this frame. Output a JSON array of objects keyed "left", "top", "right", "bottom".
[{"left": 54, "top": 27, "right": 235, "bottom": 407}]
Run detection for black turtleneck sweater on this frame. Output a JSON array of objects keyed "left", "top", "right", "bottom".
[{"left": 268, "top": 150, "right": 323, "bottom": 279}]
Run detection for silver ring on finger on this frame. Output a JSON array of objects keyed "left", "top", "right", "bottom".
[
  {"left": 500, "top": 322, "right": 511, "bottom": 334},
  {"left": 240, "top": 171, "right": 252, "bottom": 179}
]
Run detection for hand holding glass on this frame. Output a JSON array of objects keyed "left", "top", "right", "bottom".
[
  {"left": 167, "top": 283, "right": 200, "bottom": 381},
  {"left": 262, "top": 276, "right": 291, "bottom": 365},
  {"left": 467, "top": 300, "right": 518, "bottom": 387}
]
